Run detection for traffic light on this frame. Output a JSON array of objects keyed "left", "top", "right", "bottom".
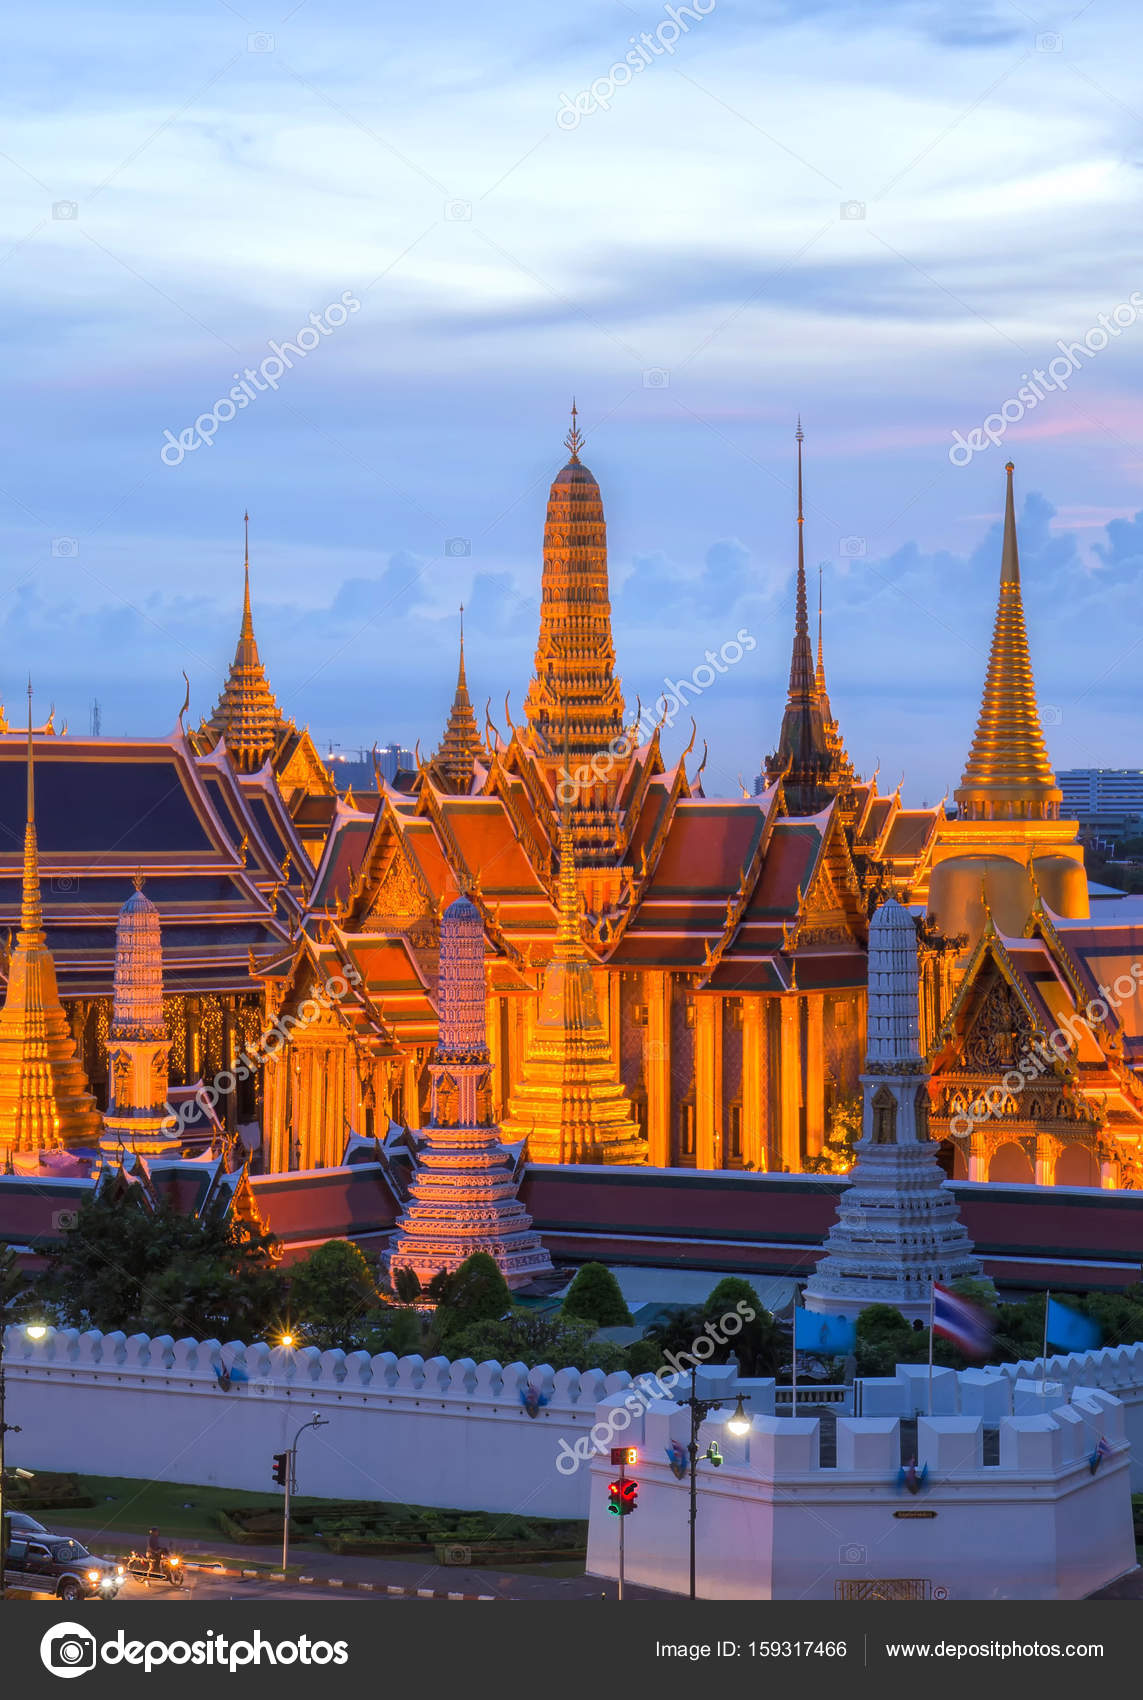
[
  {"left": 272, "top": 1451, "right": 289, "bottom": 1487},
  {"left": 607, "top": 1477, "right": 638, "bottom": 1516}
]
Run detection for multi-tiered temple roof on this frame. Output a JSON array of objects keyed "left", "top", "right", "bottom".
[
  {"left": 765, "top": 425, "right": 856, "bottom": 814},
  {"left": 428, "top": 610, "right": 485, "bottom": 795}
]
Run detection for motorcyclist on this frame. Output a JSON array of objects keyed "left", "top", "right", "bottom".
[{"left": 147, "top": 1527, "right": 169, "bottom": 1573}]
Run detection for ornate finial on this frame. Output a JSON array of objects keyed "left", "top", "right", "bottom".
[
  {"left": 132, "top": 869, "right": 145, "bottom": 892},
  {"left": 177, "top": 670, "right": 191, "bottom": 735},
  {"left": 565, "top": 397, "right": 584, "bottom": 463}
]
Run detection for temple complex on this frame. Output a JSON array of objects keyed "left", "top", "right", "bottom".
[
  {"left": 0, "top": 429, "right": 1140, "bottom": 1210},
  {"left": 387, "top": 894, "right": 552, "bottom": 1288},
  {"left": 804, "top": 897, "right": 980, "bottom": 1321}
]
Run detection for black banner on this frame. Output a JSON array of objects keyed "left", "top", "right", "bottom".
[{"left": 0, "top": 1601, "right": 1135, "bottom": 1695}]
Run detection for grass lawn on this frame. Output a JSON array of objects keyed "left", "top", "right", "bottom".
[{"left": 55, "top": 1476, "right": 327, "bottom": 1546}]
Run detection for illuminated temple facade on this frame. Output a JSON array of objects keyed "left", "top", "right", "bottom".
[{"left": 1, "top": 436, "right": 1141, "bottom": 1196}]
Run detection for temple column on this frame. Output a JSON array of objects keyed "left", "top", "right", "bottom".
[
  {"left": 187, "top": 998, "right": 201, "bottom": 1081},
  {"left": 805, "top": 995, "right": 825, "bottom": 1157},
  {"left": 270, "top": 1058, "right": 287, "bottom": 1171},
  {"left": 694, "top": 996, "right": 720, "bottom": 1170},
  {"left": 968, "top": 1134, "right": 987, "bottom": 1182},
  {"left": 645, "top": 971, "right": 671, "bottom": 1168},
  {"left": 222, "top": 1003, "right": 236, "bottom": 1132},
  {"left": 778, "top": 995, "right": 802, "bottom": 1171},
  {"left": 487, "top": 993, "right": 503, "bottom": 1119},
  {"left": 1100, "top": 1158, "right": 1118, "bottom": 1189},
  {"left": 403, "top": 1051, "right": 422, "bottom": 1131},
  {"left": 1034, "top": 1137, "right": 1055, "bottom": 1187},
  {"left": 741, "top": 997, "right": 767, "bottom": 1171}
]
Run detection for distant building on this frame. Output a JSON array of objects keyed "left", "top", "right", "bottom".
[
  {"left": 323, "top": 743, "right": 415, "bottom": 793},
  {"left": 1057, "top": 769, "right": 1143, "bottom": 836}
]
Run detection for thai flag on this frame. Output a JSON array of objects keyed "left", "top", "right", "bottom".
[
  {"left": 932, "top": 1283, "right": 993, "bottom": 1358},
  {"left": 1089, "top": 1435, "right": 1112, "bottom": 1475}
]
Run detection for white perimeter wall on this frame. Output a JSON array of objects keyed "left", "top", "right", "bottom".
[{"left": 2, "top": 1327, "right": 630, "bottom": 1518}]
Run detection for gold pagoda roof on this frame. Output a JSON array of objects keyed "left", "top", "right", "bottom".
[
  {"left": 955, "top": 462, "right": 1062, "bottom": 822},
  {"left": 521, "top": 406, "right": 626, "bottom": 768},
  {"left": 205, "top": 518, "right": 287, "bottom": 773},
  {"left": 429, "top": 610, "right": 484, "bottom": 794}
]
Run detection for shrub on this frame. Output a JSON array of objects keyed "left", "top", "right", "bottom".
[{"left": 562, "top": 1263, "right": 631, "bottom": 1327}]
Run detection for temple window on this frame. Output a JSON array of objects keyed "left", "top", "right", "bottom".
[{"left": 872, "top": 1085, "right": 897, "bottom": 1144}]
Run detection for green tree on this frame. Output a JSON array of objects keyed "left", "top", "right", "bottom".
[
  {"left": 562, "top": 1263, "right": 632, "bottom": 1327},
  {"left": 428, "top": 1253, "right": 512, "bottom": 1348},
  {"left": 704, "top": 1278, "right": 782, "bottom": 1376},
  {"left": 447, "top": 1310, "right": 629, "bottom": 1374},
  {"left": 42, "top": 1190, "right": 284, "bottom": 1341},
  {"left": 287, "top": 1240, "right": 379, "bottom": 1349},
  {"left": 855, "top": 1303, "right": 927, "bottom": 1377}
]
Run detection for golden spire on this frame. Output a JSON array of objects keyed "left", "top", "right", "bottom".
[
  {"left": 955, "top": 462, "right": 1062, "bottom": 823},
  {"left": 522, "top": 405, "right": 626, "bottom": 860},
  {"left": 205, "top": 512, "right": 287, "bottom": 772},
  {"left": 22, "top": 679, "right": 41, "bottom": 940},
  {"left": 0, "top": 684, "right": 101, "bottom": 1158},
  {"left": 429, "top": 604, "right": 485, "bottom": 794},
  {"left": 765, "top": 422, "right": 847, "bottom": 812},
  {"left": 565, "top": 397, "right": 583, "bottom": 463}
]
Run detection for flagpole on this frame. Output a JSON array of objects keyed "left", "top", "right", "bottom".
[
  {"left": 1042, "top": 1289, "right": 1050, "bottom": 1396},
  {"left": 791, "top": 1287, "right": 800, "bottom": 1419},
  {"left": 928, "top": 1283, "right": 935, "bottom": 1418}
]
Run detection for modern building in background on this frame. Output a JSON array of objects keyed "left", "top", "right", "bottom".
[
  {"left": 1057, "top": 769, "right": 1143, "bottom": 838},
  {"left": 323, "top": 743, "right": 416, "bottom": 793}
]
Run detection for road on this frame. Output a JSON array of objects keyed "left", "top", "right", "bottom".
[{"left": 8, "top": 1575, "right": 412, "bottom": 1604}]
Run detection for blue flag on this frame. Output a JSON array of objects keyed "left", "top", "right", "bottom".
[
  {"left": 794, "top": 1307, "right": 856, "bottom": 1353},
  {"left": 1046, "top": 1297, "right": 1101, "bottom": 1353}
]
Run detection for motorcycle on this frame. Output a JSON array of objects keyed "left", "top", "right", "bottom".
[{"left": 124, "top": 1550, "right": 190, "bottom": 1589}]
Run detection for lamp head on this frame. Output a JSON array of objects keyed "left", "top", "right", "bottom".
[{"left": 726, "top": 1394, "right": 751, "bottom": 1437}]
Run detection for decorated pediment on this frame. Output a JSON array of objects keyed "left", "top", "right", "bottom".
[
  {"left": 361, "top": 839, "right": 435, "bottom": 942},
  {"left": 960, "top": 965, "right": 1036, "bottom": 1073}
]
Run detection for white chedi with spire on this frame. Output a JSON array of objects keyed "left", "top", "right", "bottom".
[
  {"left": 100, "top": 875, "right": 179, "bottom": 1157},
  {"left": 803, "top": 897, "right": 981, "bottom": 1323},
  {"left": 386, "top": 895, "right": 552, "bottom": 1290}
]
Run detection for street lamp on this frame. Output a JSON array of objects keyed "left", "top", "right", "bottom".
[
  {"left": 280, "top": 1412, "right": 329, "bottom": 1573},
  {"left": 1, "top": 1320, "right": 48, "bottom": 1598},
  {"left": 682, "top": 1374, "right": 751, "bottom": 1601},
  {"left": 726, "top": 1394, "right": 751, "bottom": 1437}
]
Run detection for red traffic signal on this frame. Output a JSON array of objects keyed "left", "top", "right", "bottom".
[
  {"left": 607, "top": 1477, "right": 638, "bottom": 1516},
  {"left": 610, "top": 1446, "right": 637, "bottom": 1466},
  {"left": 272, "top": 1451, "right": 289, "bottom": 1487}
]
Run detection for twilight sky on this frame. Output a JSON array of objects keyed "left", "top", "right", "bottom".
[{"left": 3, "top": 0, "right": 1143, "bottom": 801}]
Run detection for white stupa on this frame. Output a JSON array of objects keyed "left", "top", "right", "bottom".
[{"left": 803, "top": 897, "right": 981, "bottom": 1323}]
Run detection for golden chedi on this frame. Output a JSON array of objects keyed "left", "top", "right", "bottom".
[
  {"left": 929, "top": 461, "right": 1086, "bottom": 946},
  {"left": 501, "top": 816, "right": 646, "bottom": 1165},
  {"left": 0, "top": 692, "right": 101, "bottom": 1160}
]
